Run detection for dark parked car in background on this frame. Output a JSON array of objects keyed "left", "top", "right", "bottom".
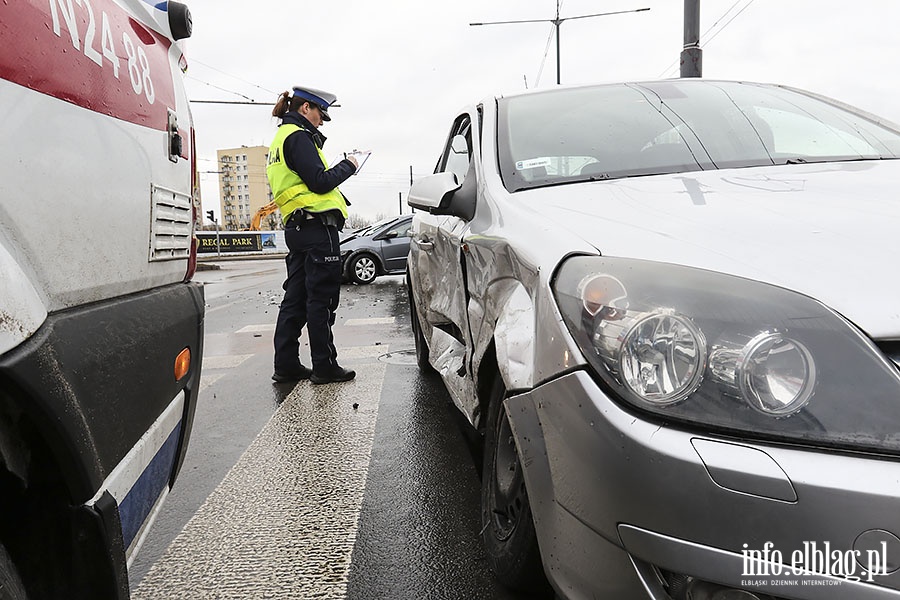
[
  {"left": 407, "top": 79, "right": 900, "bottom": 600},
  {"left": 340, "top": 214, "right": 413, "bottom": 284}
]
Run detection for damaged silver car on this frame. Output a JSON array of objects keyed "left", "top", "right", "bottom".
[{"left": 406, "top": 79, "right": 900, "bottom": 600}]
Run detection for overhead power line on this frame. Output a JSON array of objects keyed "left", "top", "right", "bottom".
[
  {"left": 702, "top": 0, "right": 757, "bottom": 47},
  {"left": 535, "top": 21, "right": 557, "bottom": 87},
  {"left": 186, "top": 75, "right": 258, "bottom": 102},
  {"left": 189, "top": 58, "right": 278, "bottom": 97},
  {"left": 191, "top": 100, "right": 275, "bottom": 105}
]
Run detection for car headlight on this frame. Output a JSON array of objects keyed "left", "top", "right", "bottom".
[
  {"left": 614, "top": 309, "right": 707, "bottom": 405},
  {"left": 554, "top": 256, "right": 900, "bottom": 453}
]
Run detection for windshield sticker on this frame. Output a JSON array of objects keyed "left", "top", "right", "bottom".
[{"left": 516, "top": 158, "right": 553, "bottom": 170}]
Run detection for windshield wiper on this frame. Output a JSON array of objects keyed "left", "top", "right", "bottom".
[{"left": 784, "top": 158, "right": 808, "bottom": 165}]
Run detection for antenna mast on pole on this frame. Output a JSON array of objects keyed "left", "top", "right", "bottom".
[{"left": 470, "top": 4, "right": 650, "bottom": 85}]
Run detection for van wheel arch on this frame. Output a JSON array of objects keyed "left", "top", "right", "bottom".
[{"left": 0, "top": 385, "right": 103, "bottom": 599}]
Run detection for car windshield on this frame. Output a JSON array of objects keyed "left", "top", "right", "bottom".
[
  {"left": 349, "top": 217, "right": 396, "bottom": 238},
  {"left": 497, "top": 80, "right": 900, "bottom": 192}
]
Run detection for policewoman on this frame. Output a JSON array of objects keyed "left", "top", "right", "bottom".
[{"left": 267, "top": 86, "right": 359, "bottom": 384}]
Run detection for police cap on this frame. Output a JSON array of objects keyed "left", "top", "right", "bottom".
[{"left": 292, "top": 86, "right": 337, "bottom": 122}]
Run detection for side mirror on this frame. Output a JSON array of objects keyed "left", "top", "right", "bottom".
[
  {"left": 450, "top": 134, "right": 468, "bottom": 155},
  {"left": 407, "top": 172, "right": 461, "bottom": 213},
  {"left": 168, "top": 1, "right": 193, "bottom": 40}
]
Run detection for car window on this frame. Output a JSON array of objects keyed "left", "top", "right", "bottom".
[
  {"left": 497, "top": 81, "right": 900, "bottom": 192},
  {"left": 365, "top": 217, "right": 401, "bottom": 237},
  {"left": 499, "top": 85, "right": 706, "bottom": 191},
  {"left": 386, "top": 220, "right": 412, "bottom": 237},
  {"left": 647, "top": 81, "right": 900, "bottom": 168},
  {"left": 755, "top": 106, "right": 881, "bottom": 157},
  {"left": 438, "top": 116, "right": 472, "bottom": 183}
]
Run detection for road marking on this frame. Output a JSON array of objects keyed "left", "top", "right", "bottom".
[
  {"left": 344, "top": 317, "right": 396, "bottom": 326},
  {"left": 133, "top": 360, "right": 387, "bottom": 599},
  {"left": 198, "top": 373, "right": 225, "bottom": 392},
  {"left": 339, "top": 345, "right": 387, "bottom": 359},
  {"left": 201, "top": 355, "right": 254, "bottom": 370},
  {"left": 235, "top": 324, "right": 276, "bottom": 334}
]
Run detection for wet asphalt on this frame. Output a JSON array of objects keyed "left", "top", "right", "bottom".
[{"left": 128, "top": 258, "right": 528, "bottom": 599}]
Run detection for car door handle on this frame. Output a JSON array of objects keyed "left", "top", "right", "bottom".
[{"left": 415, "top": 239, "right": 434, "bottom": 251}]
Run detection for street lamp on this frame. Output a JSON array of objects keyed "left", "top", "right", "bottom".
[{"left": 471, "top": 4, "right": 650, "bottom": 85}]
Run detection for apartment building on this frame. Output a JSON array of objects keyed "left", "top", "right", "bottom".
[{"left": 217, "top": 145, "right": 278, "bottom": 231}]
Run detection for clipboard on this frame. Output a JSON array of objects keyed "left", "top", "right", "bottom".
[{"left": 333, "top": 150, "right": 372, "bottom": 175}]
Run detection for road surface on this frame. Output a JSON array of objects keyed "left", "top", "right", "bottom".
[{"left": 128, "top": 259, "right": 527, "bottom": 599}]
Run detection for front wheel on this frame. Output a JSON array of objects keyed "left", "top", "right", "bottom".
[
  {"left": 481, "top": 375, "right": 551, "bottom": 594},
  {"left": 348, "top": 254, "right": 378, "bottom": 285},
  {"left": 0, "top": 541, "right": 29, "bottom": 600}
]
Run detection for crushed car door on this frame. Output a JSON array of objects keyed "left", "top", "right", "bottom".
[{"left": 411, "top": 114, "right": 479, "bottom": 414}]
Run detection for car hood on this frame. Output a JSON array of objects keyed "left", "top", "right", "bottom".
[{"left": 523, "top": 160, "right": 900, "bottom": 338}]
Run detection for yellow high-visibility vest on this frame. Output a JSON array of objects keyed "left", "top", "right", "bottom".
[{"left": 266, "top": 124, "right": 348, "bottom": 224}]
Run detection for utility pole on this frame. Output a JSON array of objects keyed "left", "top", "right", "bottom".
[
  {"left": 680, "top": 0, "right": 702, "bottom": 77},
  {"left": 471, "top": 4, "right": 649, "bottom": 85},
  {"left": 398, "top": 191, "right": 403, "bottom": 215}
]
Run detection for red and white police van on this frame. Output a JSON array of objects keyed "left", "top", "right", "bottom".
[{"left": 0, "top": 1, "right": 202, "bottom": 598}]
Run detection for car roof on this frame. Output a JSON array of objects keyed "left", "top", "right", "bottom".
[{"left": 488, "top": 78, "right": 795, "bottom": 103}]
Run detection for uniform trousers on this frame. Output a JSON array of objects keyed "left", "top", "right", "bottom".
[{"left": 273, "top": 216, "right": 343, "bottom": 374}]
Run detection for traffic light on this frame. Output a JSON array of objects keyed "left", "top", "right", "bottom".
[{"left": 206, "top": 210, "right": 215, "bottom": 222}]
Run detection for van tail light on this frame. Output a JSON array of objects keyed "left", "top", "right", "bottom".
[{"left": 184, "top": 125, "right": 199, "bottom": 282}]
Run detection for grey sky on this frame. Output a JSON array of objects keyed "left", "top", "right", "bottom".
[{"left": 184, "top": 0, "right": 900, "bottom": 221}]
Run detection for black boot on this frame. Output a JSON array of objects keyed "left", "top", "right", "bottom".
[
  {"left": 272, "top": 364, "right": 313, "bottom": 383},
  {"left": 310, "top": 365, "right": 356, "bottom": 385}
]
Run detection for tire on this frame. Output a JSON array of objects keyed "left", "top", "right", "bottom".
[
  {"left": 481, "top": 375, "right": 551, "bottom": 595},
  {"left": 0, "top": 541, "right": 28, "bottom": 600},
  {"left": 408, "top": 282, "right": 435, "bottom": 374},
  {"left": 349, "top": 254, "right": 378, "bottom": 285}
]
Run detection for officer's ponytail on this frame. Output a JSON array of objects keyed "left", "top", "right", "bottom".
[
  {"left": 272, "top": 91, "right": 292, "bottom": 118},
  {"left": 273, "top": 91, "right": 309, "bottom": 119}
]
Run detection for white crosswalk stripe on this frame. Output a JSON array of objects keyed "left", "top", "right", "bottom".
[
  {"left": 234, "top": 324, "right": 277, "bottom": 333},
  {"left": 201, "top": 354, "right": 254, "bottom": 370},
  {"left": 344, "top": 317, "right": 395, "bottom": 326},
  {"left": 133, "top": 361, "right": 387, "bottom": 599}
]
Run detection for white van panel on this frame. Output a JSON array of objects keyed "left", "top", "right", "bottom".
[
  {"left": 0, "top": 78, "right": 191, "bottom": 313},
  {"left": 0, "top": 240, "right": 48, "bottom": 355}
]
